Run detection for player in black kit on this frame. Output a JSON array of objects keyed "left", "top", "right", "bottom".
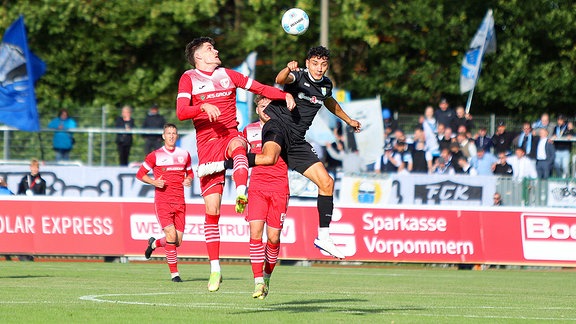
[
  {"left": 256, "top": 46, "right": 360, "bottom": 259},
  {"left": 197, "top": 46, "right": 361, "bottom": 259}
]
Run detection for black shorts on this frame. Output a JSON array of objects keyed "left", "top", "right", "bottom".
[{"left": 262, "top": 119, "right": 321, "bottom": 174}]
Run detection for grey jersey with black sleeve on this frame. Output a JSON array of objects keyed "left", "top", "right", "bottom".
[{"left": 263, "top": 68, "right": 333, "bottom": 143}]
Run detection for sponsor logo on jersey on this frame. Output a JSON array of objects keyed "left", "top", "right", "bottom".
[
  {"left": 297, "top": 92, "right": 323, "bottom": 105},
  {"left": 204, "top": 91, "right": 233, "bottom": 100}
]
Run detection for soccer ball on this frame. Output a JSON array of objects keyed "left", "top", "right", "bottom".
[{"left": 281, "top": 8, "right": 309, "bottom": 35}]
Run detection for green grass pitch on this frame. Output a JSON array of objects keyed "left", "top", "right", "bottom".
[{"left": 1, "top": 260, "right": 575, "bottom": 323}]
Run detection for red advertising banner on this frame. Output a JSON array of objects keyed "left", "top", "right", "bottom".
[{"left": 1, "top": 197, "right": 575, "bottom": 266}]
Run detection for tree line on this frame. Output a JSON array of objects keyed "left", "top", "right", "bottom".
[{"left": 1, "top": 0, "right": 575, "bottom": 162}]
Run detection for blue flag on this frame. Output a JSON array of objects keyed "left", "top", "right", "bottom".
[
  {"left": 233, "top": 52, "right": 257, "bottom": 131},
  {"left": 460, "top": 9, "right": 496, "bottom": 94},
  {"left": 0, "top": 16, "right": 46, "bottom": 131}
]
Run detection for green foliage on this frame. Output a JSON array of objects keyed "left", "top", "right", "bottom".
[{"left": 1, "top": 0, "right": 576, "bottom": 162}]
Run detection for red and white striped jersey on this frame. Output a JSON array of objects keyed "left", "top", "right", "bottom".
[
  {"left": 176, "top": 67, "right": 288, "bottom": 148},
  {"left": 136, "top": 146, "right": 192, "bottom": 203}
]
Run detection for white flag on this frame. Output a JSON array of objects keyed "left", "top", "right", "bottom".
[{"left": 460, "top": 9, "right": 496, "bottom": 94}]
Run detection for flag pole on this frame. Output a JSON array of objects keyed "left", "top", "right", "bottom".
[
  {"left": 37, "top": 132, "right": 45, "bottom": 161},
  {"left": 460, "top": 9, "right": 496, "bottom": 115},
  {"left": 465, "top": 87, "right": 475, "bottom": 114}
]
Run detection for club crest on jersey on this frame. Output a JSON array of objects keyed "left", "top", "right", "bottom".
[
  {"left": 178, "top": 156, "right": 184, "bottom": 163},
  {"left": 321, "top": 87, "right": 327, "bottom": 96},
  {"left": 220, "top": 78, "right": 230, "bottom": 88}
]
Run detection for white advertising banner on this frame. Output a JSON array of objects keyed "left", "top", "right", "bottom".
[
  {"left": 341, "top": 97, "right": 383, "bottom": 165},
  {"left": 547, "top": 181, "right": 576, "bottom": 207},
  {"left": 340, "top": 174, "right": 497, "bottom": 206},
  {"left": 0, "top": 165, "right": 507, "bottom": 207}
]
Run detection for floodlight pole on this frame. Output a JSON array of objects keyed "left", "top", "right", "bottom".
[{"left": 320, "top": 0, "right": 328, "bottom": 48}]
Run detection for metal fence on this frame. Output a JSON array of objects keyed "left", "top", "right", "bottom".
[{"left": 1, "top": 112, "right": 514, "bottom": 166}]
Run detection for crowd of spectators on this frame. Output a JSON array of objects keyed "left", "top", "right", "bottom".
[{"left": 323, "top": 99, "right": 575, "bottom": 181}]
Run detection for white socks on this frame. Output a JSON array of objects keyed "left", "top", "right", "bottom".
[{"left": 210, "top": 259, "right": 221, "bottom": 273}]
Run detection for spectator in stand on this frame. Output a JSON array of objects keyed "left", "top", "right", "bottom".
[
  {"left": 456, "top": 156, "right": 478, "bottom": 175},
  {"left": 142, "top": 104, "right": 167, "bottom": 155},
  {"left": 324, "top": 138, "right": 345, "bottom": 173},
  {"left": 325, "top": 140, "right": 366, "bottom": 174},
  {"left": 532, "top": 112, "right": 555, "bottom": 134},
  {"left": 450, "top": 105, "right": 474, "bottom": 135},
  {"left": 551, "top": 114, "right": 573, "bottom": 178},
  {"left": 434, "top": 98, "right": 455, "bottom": 128},
  {"left": 420, "top": 105, "right": 440, "bottom": 154},
  {"left": 410, "top": 126, "right": 424, "bottom": 150},
  {"left": 17, "top": 159, "right": 47, "bottom": 196},
  {"left": 374, "top": 143, "right": 403, "bottom": 174},
  {"left": 47, "top": 109, "right": 77, "bottom": 162},
  {"left": 115, "top": 105, "right": 135, "bottom": 166},
  {"left": 0, "top": 176, "right": 14, "bottom": 195},
  {"left": 491, "top": 121, "right": 516, "bottom": 155},
  {"left": 16, "top": 159, "right": 46, "bottom": 261},
  {"left": 456, "top": 132, "right": 477, "bottom": 161},
  {"left": 438, "top": 126, "right": 455, "bottom": 151},
  {"left": 492, "top": 151, "right": 513, "bottom": 176},
  {"left": 382, "top": 108, "right": 398, "bottom": 133},
  {"left": 470, "top": 147, "right": 497, "bottom": 176},
  {"left": 474, "top": 126, "right": 493, "bottom": 153},
  {"left": 535, "top": 128, "right": 555, "bottom": 179},
  {"left": 395, "top": 140, "right": 413, "bottom": 174},
  {"left": 449, "top": 142, "right": 464, "bottom": 173},
  {"left": 507, "top": 147, "right": 538, "bottom": 181},
  {"left": 383, "top": 123, "right": 395, "bottom": 148},
  {"left": 341, "top": 149, "right": 367, "bottom": 174},
  {"left": 391, "top": 129, "right": 406, "bottom": 146},
  {"left": 514, "top": 122, "right": 538, "bottom": 160},
  {"left": 431, "top": 155, "right": 455, "bottom": 175},
  {"left": 493, "top": 192, "right": 503, "bottom": 206},
  {"left": 455, "top": 124, "right": 470, "bottom": 138},
  {"left": 411, "top": 141, "right": 433, "bottom": 173}
]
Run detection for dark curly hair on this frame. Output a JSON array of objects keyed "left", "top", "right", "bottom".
[
  {"left": 185, "top": 37, "right": 214, "bottom": 66},
  {"left": 306, "top": 46, "right": 330, "bottom": 60}
]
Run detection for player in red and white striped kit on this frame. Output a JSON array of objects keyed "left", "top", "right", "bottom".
[
  {"left": 136, "top": 123, "right": 193, "bottom": 283},
  {"left": 243, "top": 95, "right": 289, "bottom": 299},
  {"left": 176, "top": 37, "right": 295, "bottom": 292}
]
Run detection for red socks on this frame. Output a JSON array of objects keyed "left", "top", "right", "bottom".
[
  {"left": 204, "top": 214, "right": 221, "bottom": 261},
  {"left": 231, "top": 146, "right": 248, "bottom": 188},
  {"left": 264, "top": 242, "right": 280, "bottom": 274},
  {"left": 165, "top": 242, "right": 178, "bottom": 274},
  {"left": 250, "top": 238, "right": 265, "bottom": 278}
]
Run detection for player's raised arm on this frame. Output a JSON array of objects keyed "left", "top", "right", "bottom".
[
  {"left": 324, "top": 97, "right": 361, "bottom": 133},
  {"left": 275, "top": 61, "right": 298, "bottom": 85}
]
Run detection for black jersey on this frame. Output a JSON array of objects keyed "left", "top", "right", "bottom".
[{"left": 264, "top": 69, "right": 333, "bottom": 142}]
